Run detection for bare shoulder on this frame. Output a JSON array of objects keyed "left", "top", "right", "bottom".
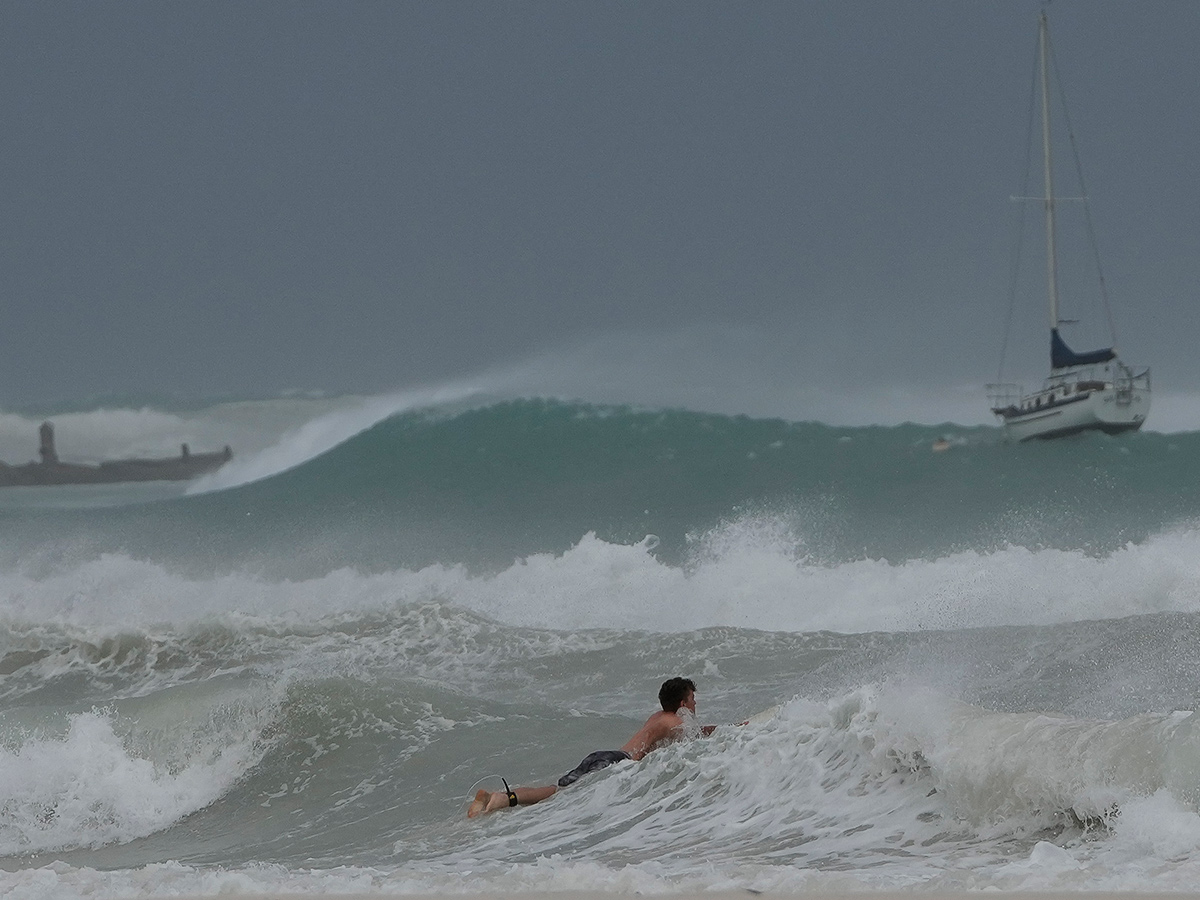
[
  {"left": 621, "top": 710, "right": 685, "bottom": 760},
  {"left": 647, "top": 709, "right": 684, "bottom": 733}
]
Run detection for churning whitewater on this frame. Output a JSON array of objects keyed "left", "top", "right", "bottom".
[{"left": 2, "top": 395, "right": 1200, "bottom": 897}]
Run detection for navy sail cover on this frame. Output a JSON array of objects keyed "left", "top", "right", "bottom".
[{"left": 1051, "top": 328, "right": 1116, "bottom": 369}]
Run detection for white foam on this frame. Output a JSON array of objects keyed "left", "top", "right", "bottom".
[
  {"left": 0, "top": 385, "right": 487, "bottom": 498},
  {"left": 0, "top": 706, "right": 266, "bottom": 855},
  {"left": 420, "top": 687, "right": 1200, "bottom": 891},
  {"left": 875, "top": 689, "right": 1194, "bottom": 828},
  {"left": 7, "top": 689, "right": 1200, "bottom": 895},
  {"left": 188, "top": 381, "right": 486, "bottom": 492},
  {"left": 427, "top": 520, "right": 1200, "bottom": 633},
  {"left": 5, "top": 515, "right": 1200, "bottom": 635}
]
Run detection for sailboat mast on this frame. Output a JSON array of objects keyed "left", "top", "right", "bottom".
[{"left": 1039, "top": 11, "right": 1059, "bottom": 331}]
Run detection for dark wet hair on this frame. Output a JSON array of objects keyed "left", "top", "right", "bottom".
[{"left": 658, "top": 677, "right": 696, "bottom": 712}]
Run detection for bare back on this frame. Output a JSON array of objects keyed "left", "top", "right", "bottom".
[{"left": 620, "top": 709, "right": 685, "bottom": 760}]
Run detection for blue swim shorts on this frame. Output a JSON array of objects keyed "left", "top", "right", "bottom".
[{"left": 557, "top": 749, "right": 631, "bottom": 787}]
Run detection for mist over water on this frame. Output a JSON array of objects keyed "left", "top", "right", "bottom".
[{"left": 2, "top": 389, "right": 1200, "bottom": 896}]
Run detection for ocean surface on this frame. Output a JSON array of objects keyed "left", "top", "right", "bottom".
[{"left": 2, "top": 392, "right": 1200, "bottom": 897}]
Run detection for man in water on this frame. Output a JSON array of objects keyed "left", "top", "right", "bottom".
[{"left": 467, "top": 677, "right": 718, "bottom": 817}]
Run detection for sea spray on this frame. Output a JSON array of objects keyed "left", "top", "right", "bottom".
[{"left": 0, "top": 397, "right": 1199, "bottom": 893}]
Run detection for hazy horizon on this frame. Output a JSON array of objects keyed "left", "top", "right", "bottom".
[{"left": 2, "top": 1, "right": 1196, "bottom": 430}]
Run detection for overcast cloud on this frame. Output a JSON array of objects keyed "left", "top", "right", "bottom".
[{"left": 1, "top": 1, "right": 1196, "bottom": 426}]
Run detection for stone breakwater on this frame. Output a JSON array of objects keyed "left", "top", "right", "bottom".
[{"left": 0, "top": 421, "right": 231, "bottom": 486}]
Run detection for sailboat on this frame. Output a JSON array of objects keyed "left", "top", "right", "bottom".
[{"left": 987, "top": 12, "right": 1150, "bottom": 441}]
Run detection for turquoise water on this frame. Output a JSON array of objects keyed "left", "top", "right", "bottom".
[
  {"left": 1, "top": 395, "right": 1200, "bottom": 895},
  {"left": 3, "top": 398, "right": 1195, "bottom": 574}
]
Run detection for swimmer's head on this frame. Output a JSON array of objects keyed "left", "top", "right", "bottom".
[{"left": 659, "top": 677, "right": 696, "bottom": 713}]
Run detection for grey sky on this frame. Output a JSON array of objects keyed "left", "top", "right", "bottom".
[{"left": 2, "top": 1, "right": 1196, "bottom": 424}]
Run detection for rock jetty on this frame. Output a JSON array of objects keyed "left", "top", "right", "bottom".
[{"left": 0, "top": 421, "right": 232, "bottom": 487}]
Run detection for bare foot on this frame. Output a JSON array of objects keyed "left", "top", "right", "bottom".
[
  {"left": 467, "top": 789, "right": 491, "bottom": 818},
  {"left": 485, "top": 790, "right": 513, "bottom": 813}
]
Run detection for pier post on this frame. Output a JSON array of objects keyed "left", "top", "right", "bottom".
[{"left": 38, "top": 422, "right": 58, "bottom": 464}]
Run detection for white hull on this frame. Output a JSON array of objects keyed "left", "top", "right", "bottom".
[
  {"left": 988, "top": 14, "right": 1151, "bottom": 440},
  {"left": 991, "top": 370, "right": 1150, "bottom": 442}
]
